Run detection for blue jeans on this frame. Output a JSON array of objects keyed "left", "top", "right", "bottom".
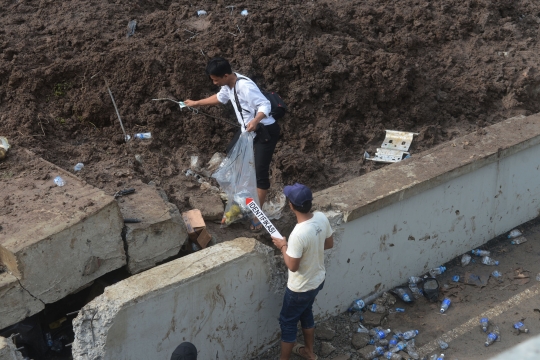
[{"left": 279, "top": 281, "right": 324, "bottom": 343}]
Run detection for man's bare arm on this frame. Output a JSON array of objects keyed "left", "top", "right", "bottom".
[
  {"left": 324, "top": 235, "right": 334, "bottom": 250},
  {"left": 184, "top": 94, "right": 220, "bottom": 107},
  {"left": 272, "top": 236, "right": 302, "bottom": 272}
]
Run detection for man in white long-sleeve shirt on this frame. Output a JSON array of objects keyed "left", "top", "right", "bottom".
[{"left": 185, "top": 57, "right": 280, "bottom": 232}]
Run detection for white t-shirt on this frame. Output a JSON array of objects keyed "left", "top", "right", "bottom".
[
  {"left": 286, "top": 211, "right": 333, "bottom": 292},
  {"left": 216, "top": 73, "right": 276, "bottom": 131}
]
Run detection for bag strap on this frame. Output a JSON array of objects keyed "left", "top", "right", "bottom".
[{"left": 233, "top": 76, "right": 250, "bottom": 130}]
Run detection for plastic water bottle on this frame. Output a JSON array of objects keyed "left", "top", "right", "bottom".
[
  {"left": 409, "top": 283, "right": 423, "bottom": 299},
  {"left": 452, "top": 275, "right": 460, "bottom": 282},
  {"left": 240, "top": 9, "right": 248, "bottom": 16},
  {"left": 54, "top": 176, "right": 65, "bottom": 186},
  {"left": 508, "top": 229, "right": 522, "bottom": 238},
  {"left": 383, "top": 352, "right": 403, "bottom": 359},
  {"left": 369, "top": 304, "right": 388, "bottom": 314},
  {"left": 485, "top": 326, "right": 500, "bottom": 346},
  {"left": 389, "top": 341, "right": 407, "bottom": 353},
  {"left": 436, "top": 355, "right": 445, "bottom": 360},
  {"left": 437, "top": 339, "right": 448, "bottom": 350},
  {"left": 388, "top": 337, "right": 398, "bottom": 348},
  {"left": 349, "top": 299, "right": 366, "bottom": 312},
  {"left": 74, "top": 163, "right": 84, "bottom": 171},
  {"left": 357, "top": 324, "right": 369, "bottom": 333},
  {"left": 461, "top": 254, "right": 471, "bottom": 266},
  {"left": 513, "top": 321, "right": 529, "bottom": 333},
  {"left": 429, "top": 266, "right": 446, "bottom": 277},
  {"left": 402, "top": 330, "right": 419, "bottom": 340},
  {"left": 429, "top": 355, "right": 437, "bottom": 360},
  {"left": 409, "top": 276, "right": 423, "bottom": 284},
  {"left": 46, "top": 333, "right": 53, "bottom": 347},
  {"left": 480, "top": 317, "right": 489, "bottom": 332},
  {"left": 393, "top": 288, "right": 412, "bottom": 302},
  {"left": 511, "top": 236, "right": 527, "bottom": 245},
  {"left": 389, "top": 308, "right": 405, "bottom": 314},
  {"left": 440, "top": 298, "right": 451, "bottom": 313},
  {"left": 406, "top": 339, "right": 420, "bottom": 359},
  {"left": 366, "top": 346, "right": 385, "bottom": 359},
  {"left": 472, "top": 249, "right": 490, "bottom": 257},
  {"left": 197, "top": 10, "right": 207, "bottom": 16},
  {"left": 135, "top": 132, "right": 152, "bottom": 139},
  {"left": 372, "top": 329, "right": 391, "bottom": 341},
  {"left": 481, "top": 256, "right": 499, "bottom": 266}
]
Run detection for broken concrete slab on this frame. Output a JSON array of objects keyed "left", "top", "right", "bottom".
[
  {"left": 0, "top": 149, "right": 126, "bottom": 308},
  {"left": 72, "top": 238, "right": 283, "bottom": 360},
  {"left": 0, "top": 273, "right": 44, "bottom": 330},
  {"left": 118, "top": 181, "right": 188, "bottom": 274},
  {"left": 0, "top": 336, "right": 24, "bottom": 360},
  {"left": 188, "top": 193, "right": 224, "bottom": 221}
]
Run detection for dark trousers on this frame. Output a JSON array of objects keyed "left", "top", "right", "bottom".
[{"left": 226, "top": 122, "right": 280, "bottom": 190}]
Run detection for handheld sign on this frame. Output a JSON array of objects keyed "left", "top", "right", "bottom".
[{"left": 246, "top": 198, "right": 283, "bottom": 239}]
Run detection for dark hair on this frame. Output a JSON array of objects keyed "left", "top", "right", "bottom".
[
  {"left": 291, "top": 200, "right": 312, "bottom": 214},
  {"left": 205, "top": 57, "right": 232, "bottom": 77}
]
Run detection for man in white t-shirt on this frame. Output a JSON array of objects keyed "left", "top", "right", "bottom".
[
  {"left": 272, "top": 183, "right": 334, "bottom": 360},
  {"left": 184, "top": 57, "right": 280, "bottom": 232}
]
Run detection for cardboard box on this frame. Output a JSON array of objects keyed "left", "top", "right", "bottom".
[{"left": 182, "top": 209, "right": 212, "bottom": 249}]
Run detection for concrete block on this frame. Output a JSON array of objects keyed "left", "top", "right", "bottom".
[
  {"left": 188, "top": 193, "right": 224, "bottom": 221},
  {"left": 0, "top": 149, "right": 126, "bottom": 307},
  {"left": 118, "top": 181, "right": 188, "bottom": 274},
  {"left": 0, "top": 273, "right": 44, "bottom": 330},
  {"left": 0, "top": 337, "right": 24, "bottom": 360},
  {"left": 72, "top": 238, "right": 283, "bottom": 360}
]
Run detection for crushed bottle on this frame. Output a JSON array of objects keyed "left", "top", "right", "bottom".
[
  {"left": 461, "top": 254, "right": 471, "bottom": 266},
  {"left": 241, "top": 9, "right": 248, "bottom": 16},
  {"left": 406, "top": 339, "right": 420, "bottom": 359},
  {"left": 409, "top": 282, "right": 423, "bottom": 299},
  {"left": 436, "top": 355, "right": 445, "bottom": 360},
  {"left": 135, "top": 132, "right": 152, "bottom": 140},
  {"left": 349, "top": 298, "right": 366, "bottom": 312},
  {"left": 409, "top": 276, "right": 423, "bottom": 284},
  {"left": 369, "top": 304, "right": 388, "bottom": 314},
  {"left": 480, "top": 317, "right": 489, "bottom": 332},
  {"left": 429, "top": 355, "right": 437, "bottom": 360},
  {"left": 366, "top": 346, "right": 385, "bottom": 359},
  {"left": 357, "top": 324, "right": 369, "bottom": 334},
  {"left": 372, "top": 328, "right": 391, "bottom": 341},
  {"left": 440, "top": 298, "right": 451, "bottom": 313},
  {"left": 383, "top": 352, "right": 403, "bottom": 359},
  {"left": 429, "top": 266, "right": 446, "bottom": 277},
  {"left": 472, "top": 249, "right": 490, "bottom": 257},
  {"left": 197, "top": 10, "right": 207, "bottom": 16},
  {"left": 402, "top": 330, "right": 419, "bottom": 340},
  {"left": 437, "top": 339, "right": 448, "bottom": 350},
  {"left": 393, "top": 287, "right": 412, "bottom": 302},
  {"left": 74, "top": 163, "right": 84, "bottom": 171},
  {"left": 508, "top": 229, "right": 522, "bottom": 238},
  {"left": 492, "top": 271, "right": 503, "bottom": 282},
  {"left": 389, "top": 308, "right": 406, "bottom": 314},
  {"left": 513, "top": 321, "right": 529, "bottom": 333},
  {"left": 54, "top": 176, "right": 65, "bottom": 187},
  {"left": 485, "top": 326, "right": 500, "bottom": 346},
  {"left": 127, "top": 19, "right": 137, "bottom": 38},
  {"left": 510, "top": 236, "right": 527, "bottom": 245},
  {"left": 481, "top": 256, "right": 499, "bottom": 266},
  {"left": 452, "top": 275, "right": 460, "bottom": 282},
  {"left": 388, "top": 337, "right": 398, "bottom": 348},
  {"left": 389, "top": 341, "right": 407, "bottom": 353}
]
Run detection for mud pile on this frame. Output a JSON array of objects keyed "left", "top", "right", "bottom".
[{"left": 1, "top": 0, "right": 540, "bottom": 213}]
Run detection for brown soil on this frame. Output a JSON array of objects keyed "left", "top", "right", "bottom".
[{"left": 2, "top": 0, "right": 540, "bottom": 239}]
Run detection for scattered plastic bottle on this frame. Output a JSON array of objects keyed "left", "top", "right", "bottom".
[
  {"left": 127, "top": 19, "right": 137, "bottom": 38},
  {"left": 481, "top": 256, "right": 499, "bottom": 266},
  {"left": 480, "top": 317, "right": 489, "bottom": 332},
  {"left": 511, "top": 236, "right": 527, "bottom": 245},
  {"left": 429, "top": 266, "right": 446, "bottom": 277},
  {"left": 452, "top": 275, "right": 460, "bottom": 282},
  {"left": 197, "top": 10, "right": 207, "bottom": 16},
  {"left": 409, "top": 276, "right": 423, "bottom": 284},
  {"left": 508, "top": 229, "right": 522, "bottom": 238},
  {"left": 135, "top": 132, "right": 152, "bottom": 139},
  {"left": 485, "top": 326, "right": 500, "bottom": 347},
  {"left": 402, "top": 330, "right": 419, "bottom": 340},
  {"left": 240, "top": 9, "right": 248, "bottom": 16},
  {"left": 74, "top": 163, "right": 84, "bottom": 171},
  {"left": 366, "top": 346, "right": 385, "bottom": 359},
  {"left": 369, "top": 304, "right": 388, "bottom": 314},
  {"left": 406, "top": 339, "right": 420, "bottom": 359},
  {"left": 54, "top": 176, "right": 65, "bottom": 187},
  {"left": 389, "top": 308, "right": 406, "bottom": 314},
  {"left": 46, "top": 333, "right": 53, "bottom": 347},
  {"left": 383, "top": 351, "right": 403, "bottom": 360},
  {"left": 357, "top": 324, "right": 369, "bottom": 334},
  {"left": 440, "top": 298, "right": 451, "bottom": 313},
  {"left": 349, "top": 299, "right": 366, "bottom": 312},
  {"left": 513, "top": 321, "right": 529, "bottom": 333},
  {"left": 393, "top": 288, "right": 412, "bottom": 302},
  {"left": 429, "top": 355, "right": 438, "bottom": 360},
  {"left": 372, "top": 329, "right": 392, "bottom": 341},
  {"left": 388, "top": 338, "right": 398, "bottom": 348},
  {"left": 409, "top": 283, "right": 423, "bottom": 299},
  {"left": 437, "top": 339, "right": 448, "bottom": 350},
  {"left": 436, "top": 355, "right": 445, "bottom": 360},
  {"left": 492, "top": 270, "right": 503, "bottom": 281},
  {"left": 389, "top": 341, "right": 407, "bottom": 353},
  {"left": 472, "top": 249, "right": 490, "bottom": 257},
  {"left": 461, "top": 254, "right": 471, "bottom": 266}
]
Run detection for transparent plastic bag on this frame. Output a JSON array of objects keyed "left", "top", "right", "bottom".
[{"left": 212, "top": 132, "right": 259, "bottom": 227}]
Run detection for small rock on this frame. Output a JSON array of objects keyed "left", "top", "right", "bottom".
[
  {"left": 356, "top": 345, "right": 376, "bottom": 360},
  {"left": 362, "top": 311, "right": 387, "bottom": 327},
  {"left": 316, "top": 325, "right": 336, "bottom": 341},
  {"left": 351, "top": 332, "right": 370, "bottom": 350},
  {"left": 320, "top": 342, "right": 336, "bottom": 357},
  {"left": 188, "top": 194, "right": 224, "bottom": 221},
  {"left": 331, "top": 355, "right": 351, "bottom": 360},
  {"left": 374, "top": 292, "right": 397, "bottom": 306}
]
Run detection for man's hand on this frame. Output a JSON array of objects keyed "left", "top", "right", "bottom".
[
  {"left": 183, "top": 99, "right": 199, "bottom": 107},
  {"left": 272, "top": 236, "right": 287, "bottom": 250},
  {"left": 246, "top": 119, "right": 259, "bottom": 132}
]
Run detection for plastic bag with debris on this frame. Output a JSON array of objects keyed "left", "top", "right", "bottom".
[{"left": 212, "top": 132, "right": 259, "bottom": 227}]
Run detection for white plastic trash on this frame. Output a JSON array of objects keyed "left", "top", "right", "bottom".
[
  {"left": 197, "top": 10, "right": 207, "bottom": 16},
  {"left": 508, "top": 229, "right": 522, "bottom": 238},
  {"left": 54, "top": 176, "right": 65, "bottom": 187},
  {"left": 74, "top": 163, "right": 84, "bottom": 171},
  {"left": 241, "top": 9, "right": 248, "bottom": 16}
]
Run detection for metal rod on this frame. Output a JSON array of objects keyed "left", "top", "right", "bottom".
[
  {"left": 104, "top": 79, "right": 128, "bottom": 141},
  {"left": 66, "top": 310, "right": 80, "bottom": 316}
]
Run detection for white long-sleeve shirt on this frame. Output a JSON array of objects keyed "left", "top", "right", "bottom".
[{"left": 216, "top": 73, "right": 276, "bottom": 131}]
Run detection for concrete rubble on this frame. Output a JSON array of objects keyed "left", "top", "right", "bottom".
[
  {"left": 0, "top": 272, "right": 44, "bottom": 330},
  {"left": 0, "top": 337, "right": 24, "bottom": 360},
  {"left": 118, "top": 180, "right": 188, "bottom": 274},
  {"left": 188, "top": 193, "right": 224, "bottom": 221}
]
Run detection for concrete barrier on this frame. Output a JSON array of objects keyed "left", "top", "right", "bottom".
[
  {"left": 72, "top": 238, "right": 283, "bottom": 360},
  {"left": 490, "top": 334, "right": 540, "bottom": 359},
  {"left": 72, "top": 114, "right": 540, "bottom": 358}
]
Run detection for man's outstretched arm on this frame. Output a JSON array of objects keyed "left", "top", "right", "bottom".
[
  {"left": 184, "top": 94, "right": 220, "bottom": 107},
  {"left": 272, "top": 236, "right": 301, "bottom": 272}
]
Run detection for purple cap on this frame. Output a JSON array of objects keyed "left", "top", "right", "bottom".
[{"left": 284, "top": 183, "right": 313, "bottom": 206}]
